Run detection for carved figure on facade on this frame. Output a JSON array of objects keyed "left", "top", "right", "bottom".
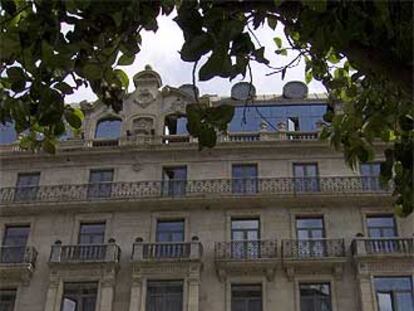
[{"left": 132, "top": 117, "right": 154, "bottom": 135}]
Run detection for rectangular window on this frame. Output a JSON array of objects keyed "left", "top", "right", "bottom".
[
  {"left": 61, "top": 282, "right": 98, "bottom": 311},
  {"left": 374, "top": 277, "right": 414, "bottom": 311},
  {"left": 366, "top": 215, "right": 399, "bottom": 254},
  {"left": 287, "top": 117, "right": 300, "bottom": 131},
  {"left": 87, "top": 169, "right": 114, "bottom": 198},
  {"left": 162, "top": 166, "right": 187, "bottom": 197},
  {"left": 360, "top": 162, "right": 383, "bottom": 191},
  {"left": 153, "top": 220, "right": 185, "bottom": 258},
  {"left": 14, "top": 172, "right": 40, "bottom": 201},
  {"left": 0, "top": 289, "right": 17, "bottom": 311},
  {"left": 146, "top": 280, "right": 183, "bottom": 311},
  {"left": 300, "top": 283, "right": 332, "bottom": 311},
  {"left": 293, "top": 163, "right": 319, "bottom": 192},
  {"left": 367, "top": 215, "right": 397, "bottom": 238},
  {"left": 231, "top": 284, "right": 262, "bottom": 311},
  {"left": 231, "top": 219, "right": 260, "bottom": 259},
  {"left": 76, "top": 223, "right": 106, "bottom": 260},
  {"left": 232, "top": 164, "right": 258, "bottom": 194},
  {"left": 296, "top": 217, "right": 326, "bottom": 257},
  {"left": 78, "top": 223, "right": 105, "bottom": 244},
  {"left": 1, "top": 225, "right": 30, "bottom": 263}
]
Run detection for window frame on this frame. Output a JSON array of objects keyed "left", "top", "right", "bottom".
[
  {"left": 298, "top": 282, "right": 333, "bottom": 311},
  {"left": 366, "top": 214, "right": 398, "bottom": 238},
  {"left": 145, "top": 280, "right": 184, "bottom": 311},
  {"left": 0, "top": 288, "right": 17, "bottom": 311},
  {"left": 373, "top": 276, "right": 414, "bottom": 311},
  {"left": 161, "top": 166, "right": 187, "bottom": 197},
  {"left": 231, "top": 164, "right": 258, "bottom": 194},
  {"left": 77, "top": 222, "right": 106, "bottom": 245},
  {"left": 60, "top": 282, "right": 99, "bottom": 311},
  {"left": 14, "top": 172, "right": 41, "bottom": 201},
  {"left": 292, "top": 163, "right": 320, "bottom": 192},
  {"left": 87, "top": 169, "right": 114, "bottom": 199},
  {"left": 231, "top": 283, "right": 263, "bottom": 311},
  {"left": 94, "top": 117, "right": 122, "bottom": 139}
]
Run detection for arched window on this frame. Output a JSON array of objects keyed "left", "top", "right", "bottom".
[
  {"left": 164, "top": 115, "right": 188, "bottom": 135},
  {"left": 95, "top": 118, "right": 122, "bottom": 139},
  {"left": 0, "top": 121, "right": 17, "bottom": 145}
]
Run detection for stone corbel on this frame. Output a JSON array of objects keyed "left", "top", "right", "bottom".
[
  {"left": 265, "top": 267, "right": 276, "bottom": 282},
  {"left": 216, "top": 268, "right": 226, "bottom": 283},
  {"left": 285, "top": 266, "right": 295, "bottom": 281},
  {"left": 333, "top": 264, "right": 344, "bottom": 280}
]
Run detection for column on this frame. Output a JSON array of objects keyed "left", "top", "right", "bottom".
[
  {"left": 100, "top": 282, "right": 115, "bottom": 311},
  {"left": 187, "top": 278, "right": 200, "bottom": 311},
  {"left": 358, "top": 275, "right": 375, "bottom": 311},
  {"left": 44, "top": 274, "right": 61, "bottom": 311},
  {"left": 129, "top": 277, "right": 144, "bottom": 311}
]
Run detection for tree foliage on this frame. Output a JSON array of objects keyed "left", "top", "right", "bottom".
[{"left": 0, "top": 0, "right": 412, "bottom": 215}]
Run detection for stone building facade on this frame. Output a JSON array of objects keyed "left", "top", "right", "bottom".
[{"left": 0, "top": 66, "right": 413, "bottom": 311}]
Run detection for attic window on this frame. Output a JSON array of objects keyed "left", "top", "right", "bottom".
[
  {"left": 95, "top": 118, "right": 122, "bottom": 139},
  {"left": 164, "top": 115, "right": 188, "bottom": 135},
  {"left": 287, "top": 117, "right": 300, "bottom": 131}
]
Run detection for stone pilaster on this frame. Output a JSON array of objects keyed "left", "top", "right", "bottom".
[{"left": 129, "top": 277, "right": 144, "bottom": 311}]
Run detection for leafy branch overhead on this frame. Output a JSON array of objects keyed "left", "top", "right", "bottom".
[{"left": 0, "top": 0, "right": 412, "bottom": 215}]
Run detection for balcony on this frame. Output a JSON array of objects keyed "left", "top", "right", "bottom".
[
  {"left": 282, "top": 239, "right": 346, "bottom": 278},
  {"left": 132, "top": 241, "right": 202, "bottom": 262},
  {"left": 131, "top": 241, "right": 203, "bottom": 278},
  {"left": 49, "top": 243, "right": 120, "bottom": 265},
  {"left": 0, "top": 246, "right": 38, "bottom": 284},
  {"left": 352, "top": 238, "right": 414, "bottom": 258},
  {"left": 214, "top": 240, "right": 278, "bottom": 281},
  {"left": 0, "top": 176, "right": 391, "bottom": 207}
]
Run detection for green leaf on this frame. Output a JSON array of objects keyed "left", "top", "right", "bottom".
[
  {"left": 117, "top": 54, "right": 135, "bottom": 66},
  {"left": 199, "top": 50, "right": 232, "bottom": 81},
  {"left": 64, "top": 108, "right": 83, "bottom": 129},
  {"left": 42, "top": 138, "right": 56, "bottom": 154},
  {"left": 273, "top": 37, "right": 282, "bottom": 49},
  {"left": 180, "top": 33, "right": 214, "bottom": 62},
  {"left": 114, "top": 69, "right": 129, "bottom": 89},
  {"left": 275, "top": 48, "right": 287, "bottom": 56},
  {"left": 83, "top": 63, "right": 103, "bottom": 80},
  {"left": 305, "top": 70, "right": 313, "bottom": 84},
  {"left": 55, "top": 82, "right": 74, "bottom": 95},
  {"left": 267, "top": 16, "right": 278, "bottom": 30}
]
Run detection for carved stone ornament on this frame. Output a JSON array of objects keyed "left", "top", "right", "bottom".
[
  {"left": 132, "top": 117, "right": 154, "bottom": 135},
  {"left": 133, "top": 88, "right": 155, "bottom": 109}
]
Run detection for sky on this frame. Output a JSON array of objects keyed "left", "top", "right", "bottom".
[{"left": 65, "top": 13, "right": 326, "bottom": 103}]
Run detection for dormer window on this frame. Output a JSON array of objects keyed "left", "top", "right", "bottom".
[
  {"left": 164, "top": 114, "right": 188, "bottom": 136},
  {"left": 0, "top": 121, "right": 17, "bottom": 145},
  {"left": 95, "top": 118, "right": 122, "bottom": 139}
]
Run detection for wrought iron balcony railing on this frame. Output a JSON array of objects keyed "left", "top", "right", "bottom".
[
  {"left": 0, "top": 246, "right": 38, "bottom": 266},
  {"left": 351, "top": 238, "right": 414, "bottom": 257},
  {"left": 215, "top": 240, "right": 277, "bottom": 260},
  {"left": 132, "top": 242, "right": 202, "bottom": 261},
  {"left": 49, "top": 243, "right": 121, "bottom": 264},
  {"left": 282, "top": 239, "right": 346, "bottom": 259},
  {"left": 0, "top": 176, "right": 390, "bottom": 205}
]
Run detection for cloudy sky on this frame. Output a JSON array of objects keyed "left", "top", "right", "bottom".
[{"left": 66, "top": 13, "right": 326, "bottom": 103}]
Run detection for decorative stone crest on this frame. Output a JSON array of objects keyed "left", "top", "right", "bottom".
[
  {"left": 132, "top": 117, "right": 154, "bottom": 135},
  {"left": 133, "top": 88, "right": 155, "bottom": 109}
]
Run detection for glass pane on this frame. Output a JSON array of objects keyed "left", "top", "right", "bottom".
[
  {"left": 3, "top": 226, "right": 30, "bottom": 246},
  {"left": 78, "top": 223, "right": 105, "bottom": 244},
  {"left": 396, "top": 293, "right": 414, "bottom": 311},
  {"left": 232, "top": 220, "right": 259, "bottom": 230},
  {"left": 61, "top": 298, "right": 77, "bottom": 311},
  {"left": 156, "top": 221, "right": 184, "bottom": 242},
  {"left": 377, "top": 293, "right": 393, "bottom": 311},
  {"left": 0, "top": 122, "right": 17, "bottom": 145},
  {"left": 375, "top": 277, "right": 413, "bottom": 291},
  {"left": 367, "top": 216, "right": 395, "bottom": 227},
  {"left": 296, "top": 218, "right": 323, "bottom": 229},
  {"left": 95, "top": 119, "right": 122, "bottom": 139}
]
